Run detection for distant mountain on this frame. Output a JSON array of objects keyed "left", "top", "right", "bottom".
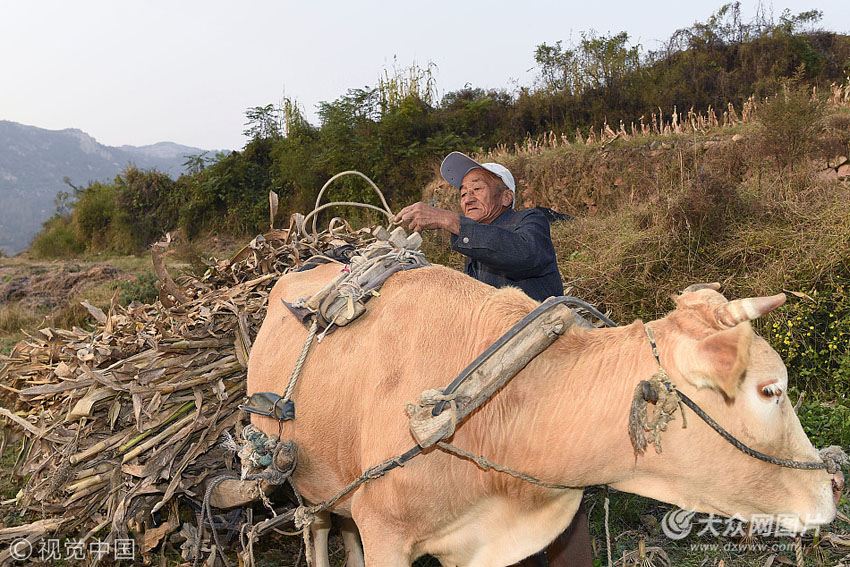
[
  {"left": 0, "top": 121, "right": 213, "bottom": 254},
  {"left": 119, "top": 141, "right": 209, "bottom": 162}
]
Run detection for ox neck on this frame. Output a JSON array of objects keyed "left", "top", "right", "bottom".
[{"left": 457, "top": 320, "right": 661, "bottom": 487}]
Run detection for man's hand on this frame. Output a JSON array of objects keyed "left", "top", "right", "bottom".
[{"left": 394, "top": 203, "right": 460, "bottom": 234}]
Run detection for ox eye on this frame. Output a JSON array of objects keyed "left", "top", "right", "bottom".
[{"left": 759, "top": 382, "right": 783, "bottom": 399}]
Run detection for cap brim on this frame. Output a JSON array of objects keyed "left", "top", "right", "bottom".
[{"left": 440, "top": 151, "right": 484, "bottom": 189}]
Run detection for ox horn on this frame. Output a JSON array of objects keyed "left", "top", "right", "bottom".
[
  {"left": 682, "top": 282, "right": 721, "bottom": 294},
  {"left": 714, "top": 293, "right": 786, "bottom": 328}
]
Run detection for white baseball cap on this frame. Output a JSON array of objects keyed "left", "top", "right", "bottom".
[{"left": 440, "top": 151, "right": 515, "bottom": 206}]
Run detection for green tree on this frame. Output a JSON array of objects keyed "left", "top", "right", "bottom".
[
  {"left": 534, "top": 41, "right": 578, "bottom": 93},
  {"left": 182, "top": 151, "right": 211, "bottom": 175},
  {"left": 243, "top": 103, "right": 283, "bottom": 140}
]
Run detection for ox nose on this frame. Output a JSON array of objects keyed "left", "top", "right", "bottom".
[{"left": 832, "top": 471, "right": 844, "bottom": 506}]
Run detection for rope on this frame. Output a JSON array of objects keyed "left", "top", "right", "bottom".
[
  {"left": 676, "top": 391, "right": 831, "bottom": 471},
  {"left": 200, "top": 440, "right": 298, "bottom": 567},
  {"left": 283, "top": 319, "right": 319, "bottom": 402},
  {"left": 245, "top": 440, "right": 298, "bottom": 485},
  {"left": 314, "top": 171, "right": 393, "bottom": 220},
  {"left": 604, "top": 490, "right": 612, "bottom": 567},
  {"left": 305, "top": 171, "right": 395, "bottom": 240},
  {"left": 247, "top": 440, "right": 585, "bottom": 555},
  {"left": 199, "top": 474, "right": 240, "bottom": 567},
  {"left": 302, "top": 202, "right": 393, "bottom": 241},
  {"left": 248, "top": 445, "right": 423, "bottom": 539},
  {"left": 247, "top": 439, "right": 581, "bottom": 561},
  {"left": 795, "top": 534, "right": 804, "bottom": 567},
  {"left": 628, "top": 370, "right": 684, "bottom": 455},
  {"left": 436, "top": 442, "right": 580, "bottom": 490}
]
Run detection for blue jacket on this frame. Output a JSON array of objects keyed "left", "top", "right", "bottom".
[{"left": 449, "top": 208, "right": 563, "bottom": 302}]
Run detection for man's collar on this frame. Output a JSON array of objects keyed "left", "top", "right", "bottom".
[{"left": 490, "top": 207, "right": 515, "bottom": 225}]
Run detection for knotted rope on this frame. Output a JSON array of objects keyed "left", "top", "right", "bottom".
[
  {"left": 245, "top": 440, "right": 298, "bottom": 485},
  {"left": 202, "top": 435, "right": 300, "bottom": 567},
  {"left": 818, "top": 445, "right": 849, "bottom": 475},
  {"left": 628, "top": 327, "right": 686, "bottom": 454}
]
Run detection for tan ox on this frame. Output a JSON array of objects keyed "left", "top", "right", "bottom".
[{"left": 248, "top": 263, "right": 838, "bottom": 566}]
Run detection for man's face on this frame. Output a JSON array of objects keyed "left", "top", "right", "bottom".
[{"left": 460, "top": 169, "right": 512, "bottom": 224}]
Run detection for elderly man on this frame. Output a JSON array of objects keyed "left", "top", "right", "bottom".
[
  {"left": 395, "top": 151, "right": 563, "bottom": 302},
  {"left": 394, "top": 152, "right": 592, "bottom": 567}
]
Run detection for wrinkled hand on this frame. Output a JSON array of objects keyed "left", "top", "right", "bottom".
[{"left": 394, "top": 203, "right": 460, "bottom": 234}]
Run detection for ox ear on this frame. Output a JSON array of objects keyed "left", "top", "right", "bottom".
[
  {"left": 682, "top": 282, "right": 721, "bottom": 294},
  {"left": 680, "top": 322, "right": 753, "bottom": 400}
]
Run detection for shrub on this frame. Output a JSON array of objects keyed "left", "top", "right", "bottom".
[
  {"left": 816, "top": 109, "right": 850, "bottom": 164},
  {"left": 178, "top": 199, "right": 214, "bottom": 239},
  {"left": 796, "top": 394, "right": 850, "bottom": 448},
  {"left": 30, "top": 215, "right": 85, "bottom": 258},
  {"left": 756, "top": 81, "right": 826, "bottom": 170},
  {"left": 116, "top": 272, "right": 159, "bottom": 305},
  {"left": 73, "top": 181, "right": 118, "bottom": 250},
  {"left": 766, "top": 279, "right": 850, "bottom": 396},
  {"left": 113, "top": 168, "right": 178, "bottom": 250},
  {"left": 667, "top": 173, "right": 744, "bottom": 240}
]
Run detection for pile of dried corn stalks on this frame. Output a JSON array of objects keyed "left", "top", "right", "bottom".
[{"left": 0, "top": 215, "right": 375, "bottom": 564}]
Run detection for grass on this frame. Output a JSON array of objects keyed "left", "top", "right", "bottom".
[
  {"left": 0, "top": 438, "right": 26, "bottom": 528},
  {"left": 587, "top": 489, "right": 850, "bottom": 567},
  {"left": 542, "top": 146, "right": 850, "bottom": 323},
  {"left": 0, "top": 304, "right": 45, "bottom": 354},
  {"left": 0, "top": 304, "right": 42, "bottom": 335}
]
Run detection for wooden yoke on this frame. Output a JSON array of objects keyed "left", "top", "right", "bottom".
[{"left": 407, "top": 302, "right": 576, "bottom": 448}]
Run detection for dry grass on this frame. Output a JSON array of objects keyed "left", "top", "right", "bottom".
[
  {"left": 512, "top": 115, "right": 850, "bottom": 325},
  {"left": 0, "top": 305, "right": 46, "bottom": 355},
  {"left": 0, "top": 304, "right": 42, "bottom": 335}
]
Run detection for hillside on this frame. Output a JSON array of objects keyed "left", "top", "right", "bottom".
[
  {"left": 30, "top": 6, "right": 849, "bottom": 258},
  {"left": 2, "top": 85, "right": 850, "bottom": 566},
  {"left": 0, "top": 120, "right": 210, "bottom": 254}
]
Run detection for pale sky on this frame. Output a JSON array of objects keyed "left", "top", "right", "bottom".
[{"left": 2, "top": 0, "right": 847, "bottom": 151}]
